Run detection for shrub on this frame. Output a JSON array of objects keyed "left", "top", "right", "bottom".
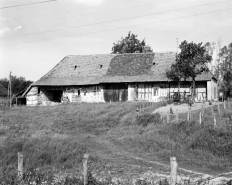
[{"left": 136, "top": 113, "right": 161, "bottom": 127}]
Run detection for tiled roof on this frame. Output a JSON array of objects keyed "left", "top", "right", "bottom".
[
  {"left": 0, "top": 83, "right": 8, "bottom": 97},
  {"left": 32, "top": 52, "right": 214, "bottom": 86}
]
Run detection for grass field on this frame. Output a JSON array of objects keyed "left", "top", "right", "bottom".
[{"left": 0, "top": 101, "right": 232, "bottom": 184}]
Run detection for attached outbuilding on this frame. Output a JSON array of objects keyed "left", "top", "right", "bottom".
[{"left": 23, "top": 52, "right": 218, "bottom": 105}]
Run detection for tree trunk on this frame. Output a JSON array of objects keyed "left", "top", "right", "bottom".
[{"left": 192, "top": 78, "right": 196, "bottom": 103}]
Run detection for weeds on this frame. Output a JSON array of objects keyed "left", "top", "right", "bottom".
[{"left": 0, "top": 102, "right": 232, "bottom": 182}]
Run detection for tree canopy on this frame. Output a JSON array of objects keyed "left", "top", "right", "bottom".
[
  {"left": 111, "top": 31, "right": 153, "bottom": 54},
  {"left": 166, "top": 40, "right": 212, "bottom": 100},
  {"left": 0, "top": 75, "right": 33, "bottom": 95},
  {"left": 216, "top": 42, "right": 232, "bottom": 98}
]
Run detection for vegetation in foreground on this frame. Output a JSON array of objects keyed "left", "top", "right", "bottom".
[{"left": 0, "top": 102, "right": 232, "bottom": 184}]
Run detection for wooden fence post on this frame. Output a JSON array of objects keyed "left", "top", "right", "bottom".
[
  {"left": 211, "top": 106, "right": 214, "bottom": 115},
  {"left": 170, "top": 157, "right": 178, "bottom": 185},
  {"left": 199, "top": 112, "right": 202, "bottom": 125},
  {"left": 224, "top": 100, "right": 226, "bottom": 110},
  {"left": 218, "top": 104, "right": 220, "bottom": 114},
  {"left": 167, "top": 114, "right": 170, "bottom": 124},
  {"left": 83, "top": 153, "right": 89, "bottom": 185},
  {"left": 18, "top": 152, "right": 23, "bottom": 181},
  {"left": 187, "top": 111, "right": 190, "bottom": 122},
  {"left": 213, "top": 114, "right": 217, "bottom": 127}
]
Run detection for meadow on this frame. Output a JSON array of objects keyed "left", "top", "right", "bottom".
[{"left": 0, "top": 101, "right": 231, "bottom": 184}]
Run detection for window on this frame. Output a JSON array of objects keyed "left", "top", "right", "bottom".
[{"left": 153, "top": 88, "right": 158, "bottom": 96}]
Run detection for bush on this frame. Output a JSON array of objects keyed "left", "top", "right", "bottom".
[{"left": 136, "top": 113, "right": 161, "bottom": 127}]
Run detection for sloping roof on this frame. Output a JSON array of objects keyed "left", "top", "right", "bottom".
[
  {"left": 32, "top": 52, "right": 214, "bottom": 87},
  {"left": 0, "top": 83, "right": 8, "bottom": 97}
]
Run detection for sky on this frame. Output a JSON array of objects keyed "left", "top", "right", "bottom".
[{"left": 0, "top": 0, "right": 232, "bottom": 81}]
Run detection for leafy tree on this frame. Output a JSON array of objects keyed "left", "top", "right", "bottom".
[
  {"left": 111, "top": 31, "right": 153, "bottom": 54},
  {"left": 0, "top": 75, "right": 33, "bottom": 95},
  {"left": 215, "top": 42, "right": 232, "bottom": 99},
  {"left": 167, "top": 40, "right": 212, "bottom": 101},
  {"left": 166, "top": 62, "right": 185, "bottom": 95}
]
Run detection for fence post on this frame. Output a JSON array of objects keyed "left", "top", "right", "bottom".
[
  {"left": 83, "top": 153, "right": 89, "bottom": 185},
  {"left": 170, "top": 157, "right": 178, "bottom": 185},
  {"left": 213, "top": 114, "right": 217, "bottom": 127},
  {"left": 211, "top": 105, "right": 214, "bottom": 115},
  {"left": 18, "top": 152, "right": 23, "bottom": 182},
  {"left": 224, "top": 100, "right": 226, "bottom": 110},
  {"left": 167, "top": 114, "right": 170, "bottom": 124},
  {"left": 187, "top": 111, "right": 190, "bottom": 122},
  {"left": 199, "top": 112, "right": 202, "bottom": 125},
  {"left": 218, "top": 104, "right": 220, "bottom": 114}
]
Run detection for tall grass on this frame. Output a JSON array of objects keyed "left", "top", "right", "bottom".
[{"left": 0, "top": 101, "right": 231, "bottom": 182}]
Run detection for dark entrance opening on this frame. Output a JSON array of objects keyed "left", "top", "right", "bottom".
[
  {"left": 103, "top": 83, "right": 128, "bottom": 102},
  {"left": 46, "top": 90, "right": 63, "bottom": 102}
]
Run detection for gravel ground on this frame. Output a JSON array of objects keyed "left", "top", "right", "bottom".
[{"left": 153, "top": 101, "right": 223, "bottom": 114}]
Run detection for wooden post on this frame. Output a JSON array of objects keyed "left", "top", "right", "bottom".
[
  {"left": 218, "top": 104, "right": 220, "bottom": 114},
  {"left": 224, "top": 100, "right": 226, "bottom": 110},
  {"left": 213, "top": 114, "right": 217, "bottom": 126},
  {"left": 211, "top": 106, "right": 214, "bottom": 115},
  {"left": 189, "top": 107, "right": 191, "bottom": 121},
  {"left": 83, "top": 153, "right": 89, "bottom": 185},
  {"left": 18, "top": 152, "right": 23, "bottom": 181},
  {"left": 187, "top": 111, "right": 190, "bottom": 122},
  {"left": 199, "top": 111, "right": 202, "bottom": 125},
  {"left": 110, "top": 100, "right": 112, "bottom": 105},
  {"left": 167, "top": 114, "right": 170, "bottom": 124},
  {"left": 170, "top": 157, "right": 178, "bottom": 185}
]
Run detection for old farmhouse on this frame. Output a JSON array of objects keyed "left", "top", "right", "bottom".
[{"left": 23, "top": 52, "right": 218, "bottom": 106}]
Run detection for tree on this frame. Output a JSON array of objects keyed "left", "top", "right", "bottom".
[
  {"left": 167, "top": 40, "right": 212, "bottom": 101},
  {"left": 0, "top": 75, "right": 33, "bottom": 95},
  {"left": 216, "top": 42, "right": 232, "bottom": 99},
  {"left": 166, "top": 62, "right": 185, "bottom": 96},
  {"left": 111, "top": 31, "right": 153, "bottom": 54}
]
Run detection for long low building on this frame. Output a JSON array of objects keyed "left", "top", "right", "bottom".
[{"left": 23, "top": 52, "right": 218, "bottom": 105}]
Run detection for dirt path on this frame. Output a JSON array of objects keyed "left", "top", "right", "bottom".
[{"left": 86, "top": 134, "right": 216, "bottom": 178}]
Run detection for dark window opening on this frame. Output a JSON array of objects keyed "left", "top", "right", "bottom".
[{"left": 78, "top": 90, "right": 81, "bottom": 96}]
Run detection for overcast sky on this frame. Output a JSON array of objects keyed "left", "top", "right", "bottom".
[{"left": 0, "top": 0, "right": 232, "bottom": 81}]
